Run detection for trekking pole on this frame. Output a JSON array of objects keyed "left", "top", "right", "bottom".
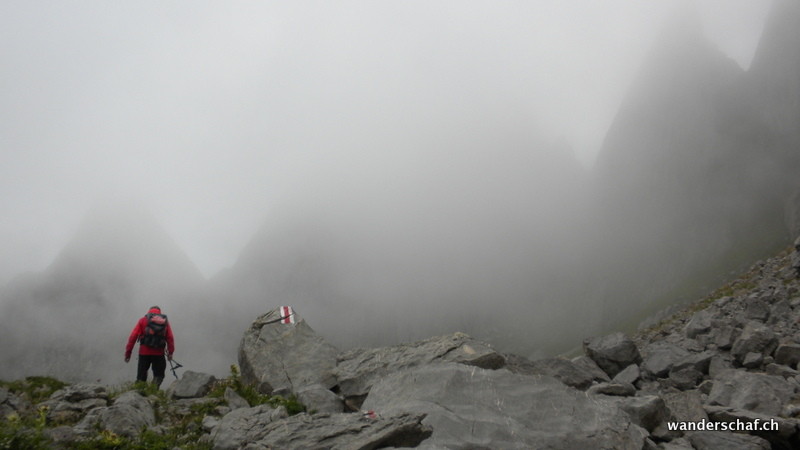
[{"left": 168, "top": 357, "right": 183, "bottom": 379}]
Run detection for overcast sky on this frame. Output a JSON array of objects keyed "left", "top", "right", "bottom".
[{"left": 0, "top": 1, "right": 772, "bottom": 284}]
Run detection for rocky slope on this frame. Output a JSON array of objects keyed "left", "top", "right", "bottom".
[
  {"left": 3, "top": 236, "right": 800, "bottom": 448},
  {"left": 589, "top": 0, "right": 800, "bottom": 332}
]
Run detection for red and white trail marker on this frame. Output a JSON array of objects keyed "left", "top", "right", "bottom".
[{"left": 280, "top": 306, "right": 295, "bottom": 324}]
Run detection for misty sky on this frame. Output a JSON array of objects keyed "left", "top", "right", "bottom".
[{"left": 1, "top": 1, "right": 772, "bottom": 284}]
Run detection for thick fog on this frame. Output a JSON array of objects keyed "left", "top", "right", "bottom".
[
  {"left": 0, "top": 1, "right": 779, "bottom": 382},
  {"left": 1, "top": 1, "right": 770, "bottom": 282}
]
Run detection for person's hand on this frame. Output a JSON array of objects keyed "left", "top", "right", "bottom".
[
  {"left": 125, "top": 353, "right": 131, "bottom": 363},
  {"left": 167, "top": 353, "right": 173, "bottom": 361}
]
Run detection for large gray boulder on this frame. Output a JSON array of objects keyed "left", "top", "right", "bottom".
[
  {"left": 238, "top": 307, "right": 339, "bottom": 394},
  {"left": 583, "top": 332, "right": 642, "bottom": 378},
  {"left": 73, "top": 391, "right": 155, "bottom": 439},
  {"left": 334, "top": 332, "right": 504, "bottom": 405},
  {"left": 171, "top": 371, "right": 217, "bottom": 399},
  {"left": 731, "top": 323, "right": 779, "bottom": 365},
  {"left": 361, "top": 362, "right": 648, "bottom": 449},
  {"left": 211, "top": 403, "right": 429, "bottom": 450},
  {"left": 641, "top": 341, "right": 690, "bottom": 378},
  {"left": 706, "top": 369, "right": 794, "bottom": 415}
]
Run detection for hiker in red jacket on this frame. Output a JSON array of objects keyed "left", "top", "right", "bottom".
[{"left": 125, "top": 306, "right": 175, "bottom": 387}]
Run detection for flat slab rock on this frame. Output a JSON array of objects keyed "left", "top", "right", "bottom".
[
  {"left": 334, "top": 332, "right": 505, "bottom": 400},
  {"left": 361, "top": 362, "right": 647, "bottom": 449},
  {"left": 211, "top": 403, "right": 429, "bottom": 450}
]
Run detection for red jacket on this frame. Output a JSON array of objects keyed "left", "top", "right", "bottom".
[{"left": 125, "top": 308, "right": 175, "bottom": 358}]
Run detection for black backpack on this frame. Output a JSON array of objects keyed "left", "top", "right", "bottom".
[{"left": 140, "top": 313, "right": 168, "bottom": 348}]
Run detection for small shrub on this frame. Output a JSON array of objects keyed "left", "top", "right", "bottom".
[{"left": 209, "top": 365, "right": 306, "bottom": 415}]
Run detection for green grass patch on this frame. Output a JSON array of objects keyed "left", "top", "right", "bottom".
[{"left": 209, "top": 365, "right": 306, "bottom": 415}]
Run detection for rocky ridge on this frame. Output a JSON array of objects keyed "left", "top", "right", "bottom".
[{"left": 3, "top": 238, "right": 800, "bottom": 448}]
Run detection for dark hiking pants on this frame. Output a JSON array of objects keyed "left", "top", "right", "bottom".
[{"left": 137, "top": 354, "right": 166, "bottom": 385}]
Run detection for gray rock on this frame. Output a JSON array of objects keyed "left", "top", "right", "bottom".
[
  {"left": 698, "top": 379, "right": 714, "bottom": 394},
  {"left": 742, "top": 352, "right": 764, "bottom": 369},
  {"left": 172, "top": 371, "right": 217, "bottom": 399},
  {"left": 768, "top": 300, "right": 792, "bottom": 325},
  {"left": 223, "top": 387, "right": 249, "bottom": 410},
  {"left": 642, "top": 341, "right": 690, "bottom": 377},
  {"left": 774, "top": 343, "right": 800, "bottom": 368},
  {"left": 587, "top": 381, "right": 637, "bottom": 396},
  {"left": 731, "top": 323, "right": 779, "bottom": 365},
  {"left": 668, "top": 367, "right": 703, "bottom": 390},
  {"left": 710, "top": 325, "right": 739, "bottom": 350},
  {"left": 583, "top": 332, "right": 642, "bottom": 378},
  {"left": 238, "top": 307, "right": 339, "bottom": 394},
  {"left": 506, "top": 355, "right": 597, "bottom": 390},
  {"left": 43, "top": 426, "right": 77, "bottom": 446},
  {"left": 571, "top": 355, "right": 612, "bottom": 382},
  {"left": 202, "top": 415, "right": 220, "bottom": 432},
  {"left": 295, "top": 384, "right": 343, "bottom": 414},
  {"left": 362, "top": 363, "right": 648, "bottom": 449},
  {"left": 687, "top": 431, "right": 770, "bottom": 450},
  {"left": 766, "top": 363, "right": 800, "bottom": 379},
  {"left": 74, "top": 391, "right": 155, "bottom": 439},
  {"left": 707, "top": 369, "right": 794, "bottom": 415},
  {"left": 266, "top": 413, "right": 430, "bottom": 449},
  {"left": 0, "top": 388, "right": 30, "bottom": 418},
  {"left": 663, "top": 390, "right": 708, "bottom": 423},
  {"left": 40, "top": 383, "right": 109, "bottom": 423},
  {"left": 708, "top": 355, "right": 734, "bottom": 379},
  {"left": 704, "top": 406, "right": 800, "bottom": 449},
  {"left": 334, "top": 332, "right": 504, "bottom": 405},
  {"left": 613, "top": 364, "right": 641, "bottom": 385},
  {"left": 49, "top": 383, "right": 109, "bottom": 403},
  {"left": 211, "top": 404, "right": 290, "bottom": 450},
  {"left": 614, "top": 395, "right": 669, "bottom": 432},
  {"left": 744, "top": 299, "right": 771, "bottom": 322},
  {"left": 672, "top": 350, "right": 715, "bottom": 375},
  {"left": 660, "top": 437, "right": 694, "bottom": 449},
  {"left": 212, "top": 404, "right": 429, "bottom": 450},
  {"left": 684, "top": 309, "right": 714, "bottom": 339}
]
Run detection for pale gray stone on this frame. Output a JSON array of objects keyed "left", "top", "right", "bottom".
[
  {"left": 334, "top": 332, "right": 504, "bottom": 404},
  {"left": 362, "top": 363, "right": 648, "bottom": 449},
  {"left": 172, "top": 371, "right": 217, "bottom": 399},
  {"left": 238, "top": 307, "right": 339, "bottom": 395},
  {"left": 707, "top": 369, "right": 794, "bottom": 415},
  {"left": 642, "top": 341, "right": 690, "bottom": 377},
  {"left": 74, "top": 391, "right": 155, "bottom": 439},
  {"left": 583, "top": 332, "right": 642, "bottom": 378},
  {"left": 295, "top": 384, "right": 343, "bottom": 414}
]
